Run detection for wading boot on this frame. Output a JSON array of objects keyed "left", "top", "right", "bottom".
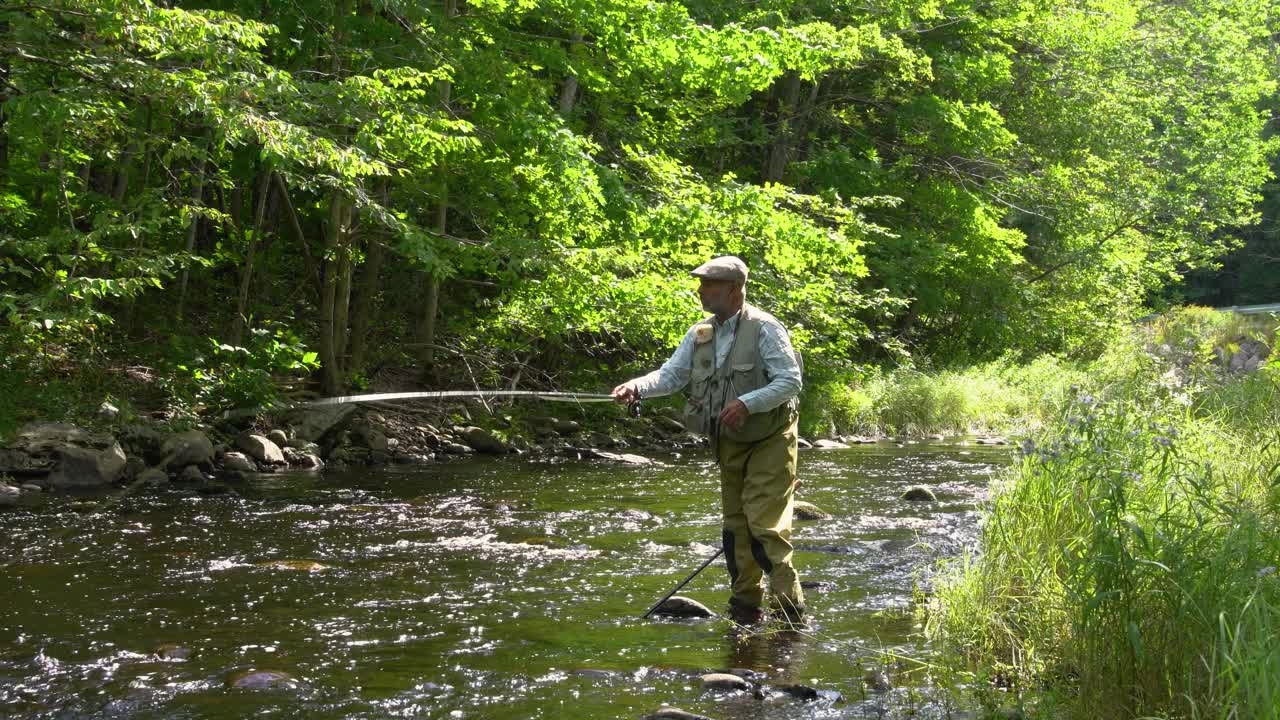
[{"left": 727, "top": 600, "right": 765, "bottom": 625}]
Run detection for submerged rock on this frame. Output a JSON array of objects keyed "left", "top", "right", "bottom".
[
  {"left": 651, "top": 595, "right": 715, "bottom": 619},
  {"left": 227, "top": 670, "right": 297, "bottom": 690},
  {"left": 257, "top": 559, "right": 329, "bottom": 572},
  {"left": 0, "top": 484, "right": 20, "bottom": 507},
  {"left": 799, "top": 580, "right": 835, "bottom": 592},
  {"left": 589, "top": 450, "right": 653, "bottom": 465},
  {"left": 642, "top": 707, "right": 714, "bottom": 720},
  {"left": 793, "top": 501, "right": 832, "bottom": 521},
  {"left": 863, "top": 669, "right": 893, "bottom": 693},
  {"left": 901, "top": 486, "right": 937, "bottom": 502},
  {"left": 777, "top": 684, "right": 820, "bottom": 701},
  {"left": 152, "top": 644, "right": 192, "bottom": 661}
]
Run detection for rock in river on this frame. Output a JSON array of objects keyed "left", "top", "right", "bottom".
[
  {"left": 227, "top": 670, "right": 297, "bottom": 690},
  {"left": 701, "top": 672, "right": 751, "bottom": 691},
  {"left": 901, "top": 486, "right": 937, "bottom": 502},
  {"left": 650, "top": 595, "right": 714, "bottom": 619},
  {"left": 793, "top": 501, "right": 832, "bottom": 521}
]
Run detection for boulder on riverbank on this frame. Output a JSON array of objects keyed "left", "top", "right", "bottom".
[
  {"left": 161, "top": 430, "right": 214, "bottom": 469},
  {"left": 236, "top": 433, "right": 285, "bottom": 464},
  {"left": 1, "top": 422, "right": 127, "bottom": 488}
]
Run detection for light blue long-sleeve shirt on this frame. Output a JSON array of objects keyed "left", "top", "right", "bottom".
[{"left": 628, "top": 308, "right": 802, "bottom": 414}]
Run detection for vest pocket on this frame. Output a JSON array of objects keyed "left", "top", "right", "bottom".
[{"left": 730, "top": 362, "right": 758, "bottom": 396}]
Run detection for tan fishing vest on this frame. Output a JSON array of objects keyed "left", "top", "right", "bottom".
[{"left": 680, "top": 304, "right": 800, "bottom": 444}]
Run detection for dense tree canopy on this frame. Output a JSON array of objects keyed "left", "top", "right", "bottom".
[{"left": 1, "top": 0, "right": 1276, "bottom": 407}]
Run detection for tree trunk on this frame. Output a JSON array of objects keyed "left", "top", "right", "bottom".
[
  {"left": 765, "top": 72, "right": 804, "bottom": 183},
  {"left": 319, "top": 192, "right": 348, "bottom": 395},
  {"left": 347, "top": 235, "right": 384, "bottom": 375},
  {"left": 332, "top": 206, "right": 355, "bottom": 370},
  {"left": 416, "top": 0, "right": 457, "bottom": 384},
  {"left": 275, "top": 174, "right": 321, "bottom": 296},
  {"left": 175, "top": 138, "right": 210, "bottom": 320},
  {"left": 557, "top": 31, "right": 583, "bottom": 117},
  {"left": 230, "top": 167, "right": 272, "bottom": 346},
  {"left": 1, "top": 18, "right": 10, "bottom": 179}
]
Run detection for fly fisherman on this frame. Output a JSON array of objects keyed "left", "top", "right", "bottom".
[{"left": 613, "top": 256, "right": 805, "bottom": 624}]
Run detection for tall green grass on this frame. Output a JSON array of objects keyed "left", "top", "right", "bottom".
[
  {"left": 926, "top": 309, "right": 1280, "bottom": 719},
  {"left": 799, "top": 355, "right": 1088, "bottom": 439}
]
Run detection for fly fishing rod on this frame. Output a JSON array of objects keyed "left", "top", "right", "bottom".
[
  {"left": 642, "top": 546, "right": 724, "bottom": 619},
  {"left": 224, "top": 389, "right": 641, "bottom": 418}
]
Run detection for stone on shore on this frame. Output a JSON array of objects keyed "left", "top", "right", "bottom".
[
  {"left": 288, "top": 403, "right": 358, "bottom": 443},
  {"left": 236, "top": 433, "right": 285, "bottom": 465},
  {"left": 220, "top": 451, "right": 257, "bottom": 473},
  {"left": 456, "top": 426, "right": 510, "bottom": 454},
  {"left": 283, "top": 447, "right": 324, "bottom": 470},
  {"left": 137, "top": 468, "right": 169, "bottom": 486},
  {"left": 161, "top": 430, "right": 214, "bottom": 469},
  {"left": 812, "top": 439, "right": 850, "bottom": 449},
  {"left": 4, "top": 423, "right": 128, "bottom": 488}
]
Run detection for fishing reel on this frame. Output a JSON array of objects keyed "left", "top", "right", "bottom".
[{"left": 627, "top": 398, "right": 643, "bottom": 418}]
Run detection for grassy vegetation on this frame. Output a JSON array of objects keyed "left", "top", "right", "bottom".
[
  {"left": 799, "top": 355, "right": 1090, "bottom": 439},
  {"left": 922, "top": 308, "right": 1280, "bottom": 719}
]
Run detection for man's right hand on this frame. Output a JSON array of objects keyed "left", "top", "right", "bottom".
[{"left": 612, "top": 383, "right": 638, "bottom": 404}]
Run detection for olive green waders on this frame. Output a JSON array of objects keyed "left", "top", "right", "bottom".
[{"left": 717, "top": 417, "right": 804, "bottom": 616}]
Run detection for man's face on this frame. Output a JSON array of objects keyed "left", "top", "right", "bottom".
[{"left": 698, "top": 278, "right": 738, "bottom": 315}]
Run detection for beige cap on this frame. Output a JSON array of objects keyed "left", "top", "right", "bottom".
[{"left": 690, "top": 255, "right": 748, "bottom": 284}]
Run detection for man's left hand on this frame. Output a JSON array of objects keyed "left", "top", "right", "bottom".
[{"left": 718, "top": 399, "right": 749, "bottom": 430}]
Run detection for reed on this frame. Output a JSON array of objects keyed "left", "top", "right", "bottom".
[{"left": 926, "top": 309, "right": 1280, "bottom": 719}]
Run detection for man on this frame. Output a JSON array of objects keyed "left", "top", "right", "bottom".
[{"left": 613, "top": 255, "right": 805, "bottom": 623}]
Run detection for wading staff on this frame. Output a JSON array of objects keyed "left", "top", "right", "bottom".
[{"left": 641, "top": 546, "right": 725, "bottom": 619}]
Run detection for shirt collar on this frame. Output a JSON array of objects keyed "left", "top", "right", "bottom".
[{"left": 712, "top": 310, "right": 741, "bottom": 331}]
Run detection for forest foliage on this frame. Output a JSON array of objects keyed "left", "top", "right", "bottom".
[{"left": 1, "top": 0, "right": 1278, "bottom": 411}]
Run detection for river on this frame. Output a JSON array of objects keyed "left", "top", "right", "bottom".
[{"left": 0, "top": 440, "right": 1009, "bottom": 719}]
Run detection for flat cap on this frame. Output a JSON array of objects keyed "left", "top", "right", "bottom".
[{"left": 690, "top": 255, "right": 748, "bottom": 284}]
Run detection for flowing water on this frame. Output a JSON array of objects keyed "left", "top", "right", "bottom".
[{"left": 0, "top": 440, "right": 1009, "bottom": 719}]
